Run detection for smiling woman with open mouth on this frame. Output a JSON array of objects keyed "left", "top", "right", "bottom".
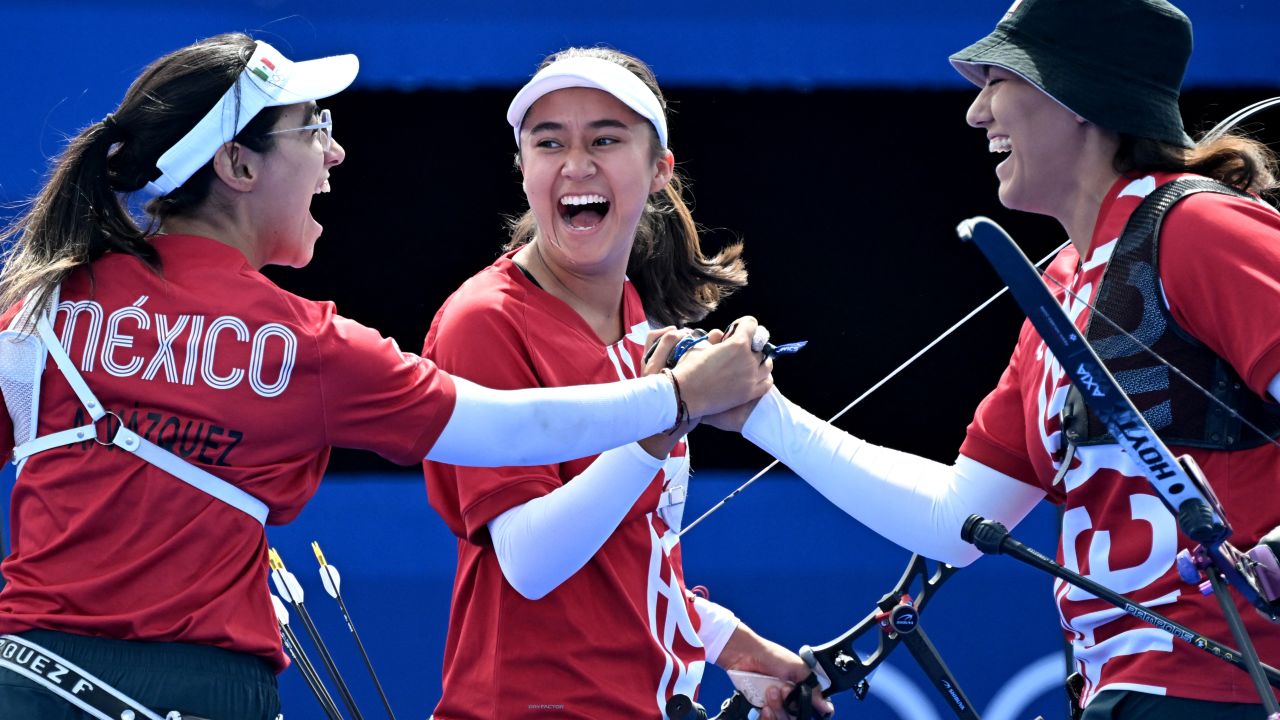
[{"left": 422, "top": 46, "right": 830, "bottom": 720}]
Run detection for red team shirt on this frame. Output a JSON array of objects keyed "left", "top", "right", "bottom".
[
  {"left": 424, "top": 253, "right": 704, "bottom": 719},
  {"left": 0, "top": 235, "right": 456, "bottom": 671},
  {"left": 960, "top": 173, "right": 1280, "bottom": 705}
]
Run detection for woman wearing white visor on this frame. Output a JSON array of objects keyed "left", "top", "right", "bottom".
[
  {"left": 423, "top": 48, "right": 831, "bottom": 720},
  {"left": 0, "top": 34, "right": 771, "bottom": 719}
]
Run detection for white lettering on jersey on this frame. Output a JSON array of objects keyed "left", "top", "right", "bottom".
[
  {"left": 102, "top": 296, "right": 150, "bottom": 377},
  {"left": 1057, "top": 469, "right": 1179, "bottom": 704},
  {"left": 182, "top": 315, "right": 205, "bottom": 386},
  {"left": 142, "top": 313, "right": 190, "bottom": 382},
  {"left": 54, "top": 300, "right": 297, "bottom": 398},
  {"left": 1032, "top": 225, "right": 1177, "bottom": 702},
  {"left": 1060, "top": 494, "right": 1177, "bottom": 601},
  {"left": 201, "top": 316, "right": 249, "bottom": 390},
  {"left": 249, "top": 323, "right": 297, "bottom": 398},
  {"left": 58, "top": 300, "right": 103, "bottom": 372}
]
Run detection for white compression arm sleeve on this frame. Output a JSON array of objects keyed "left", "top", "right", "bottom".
[
  {"left": 427, "top": 375, "right": 674, "bottom": 466},
  {"left": 1269, "top": 372, "right": 1280, "bottom": 404},
  {"left": 692, "top": 595, "right": 740, "bottom": 665},
  {"left": 742, "top": 388, "right": 1045, "bottom": 566},
  {"left": 488, "top": 442, "right": 664, "bottom": 600}
]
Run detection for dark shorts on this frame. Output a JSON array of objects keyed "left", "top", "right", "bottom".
[
  {"left": 0, "top": 629, "right": 280, "bottom": 720},
  {"left": 1082, "top": 689, "right": 1263, "bottom": 720}
]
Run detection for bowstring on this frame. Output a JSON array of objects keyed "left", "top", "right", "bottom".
[{"left": 679, "top": 240, "right": 1071, "bottom": 537}]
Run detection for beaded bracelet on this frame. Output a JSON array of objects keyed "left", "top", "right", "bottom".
[{"left": 660, "top": 368, "right": 689, "bottom": 436}]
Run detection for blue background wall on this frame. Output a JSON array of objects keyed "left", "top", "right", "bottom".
[{"left": 4, "top": 0, "right": 1280, "bottom": 208}]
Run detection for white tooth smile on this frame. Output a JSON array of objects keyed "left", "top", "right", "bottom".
[
  {"left": 989, "top": 137, "right": 1012, "bottom": 154},
  {"left": 561, "top": 194, "right": 608, "bottom": 206}
]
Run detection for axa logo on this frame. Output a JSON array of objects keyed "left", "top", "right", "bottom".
[{"left": 1076, "top": 363, "right": 1106, "bottom": 397}]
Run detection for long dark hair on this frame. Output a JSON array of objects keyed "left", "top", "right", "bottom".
[
  {"left": 1114, "top": 132, "right": 1279, "bottom": 199},
  {"left": 505, "top": 47, "right": 747, "bottom": 328},
  {"left": 0, "top": 33, "right": 285, "bottom": 316}
]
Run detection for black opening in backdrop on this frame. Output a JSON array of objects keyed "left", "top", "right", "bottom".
[{"left": 267, "top": 87, "right": 1279, "bottom": 474}]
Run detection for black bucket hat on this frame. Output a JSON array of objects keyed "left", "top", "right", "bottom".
[{"left": 949, "top": 0, "right": 1194, "bottom": 148}]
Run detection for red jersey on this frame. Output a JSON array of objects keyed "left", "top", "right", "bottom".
[
  {"left": 424, "top": 253, "right": 703, "bottom": 719},
  {"left": 0, "top": 234, "right": 456, "bottom": 671},
  {"left": 961, "top": 173, "right": 1280, "bottom": 704}
]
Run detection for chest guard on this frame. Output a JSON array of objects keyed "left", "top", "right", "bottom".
[{"left": 1062, "top": 177, "right": 1280, "bottom": 450}]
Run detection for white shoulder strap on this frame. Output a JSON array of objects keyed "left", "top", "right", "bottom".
[
  {"left": 35, "top": 308, "right": 105, "bottom": 421},
  {"left": 12, "top": 303, "right": 268, "bottom": 526}
]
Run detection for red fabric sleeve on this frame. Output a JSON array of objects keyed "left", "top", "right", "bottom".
[
  {"left": 307, "top": 300, "right": 457, "bottom": 465},
  {"left": 422, "top": 279, "right": 561, "bottom": 543},
  {"left": 1160, "top": 193, "right": 1280, "bottom": 398},
  {"left": 960, "top": 327, "right": 1041, "bottom": 489}
]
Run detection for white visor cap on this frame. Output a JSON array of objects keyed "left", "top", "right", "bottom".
[
  {"left": 143, "top": 40, "right": 358, "bottom": 197},
  {"left": 506, "top": 56, "right": 668, "bottom": 149}
]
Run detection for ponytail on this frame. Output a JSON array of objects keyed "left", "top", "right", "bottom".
[
  {"left": 0, "top": 118, "right": 158, "bottom": 316},
  {"left": 1115, "top": 132, "right": 1279, "bottom": 199},
  {"left": 0, "top": 33, "right": 283, "bottom": 318}
]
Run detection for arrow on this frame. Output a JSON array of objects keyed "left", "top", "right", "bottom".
[
  {"left": 272, "top": 594, "right": 343, "bottom": 720},
  {"left": 269, "top": 547, "right": 365, "bottom": 720},
  {"left": 313, "top": 541, "right": 397, "bottom": 720}
]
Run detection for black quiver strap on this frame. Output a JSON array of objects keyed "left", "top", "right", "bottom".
[{"left": 1062, "top": 177, "right": 1280, "bottom": 450}]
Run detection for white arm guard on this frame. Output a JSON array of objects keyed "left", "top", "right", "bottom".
[
  {"left": 742, "top": 388, "right": 1045, "bottom": 566},
  {"left": 488, "top": 442, "right": 664, "bottom": 600},
  {"left": 427, "top": 375, "right": 674, "bottom": 466},
  {"left": 692, "top": 595, "right": 740, "bottom": 665}
]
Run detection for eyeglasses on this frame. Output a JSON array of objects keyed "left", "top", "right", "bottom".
[{"left": 265, "top": 108, "right": 333, "bottom": 151}]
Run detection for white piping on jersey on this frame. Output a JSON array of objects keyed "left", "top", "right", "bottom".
[
  {"left": 1081, "top": 238, "right": 1118, "bottom": 272},
  {"left": 607, "top": 319, "right": 703, "bottom": 713},
  {"left": 647, "top": 517, "right": 704, "bottom": 716},
  {"left": 616, "top": 340, "right": 637, "bottom": 376},
  {"left": 1074, "top": 628, "right": 1172, "bottom": 705},
  {"left": 7, "top": 288, "right": 268, "bottom": 525},
  {"left": 605, "top": 343, "right": 627, "bottom": 382}
]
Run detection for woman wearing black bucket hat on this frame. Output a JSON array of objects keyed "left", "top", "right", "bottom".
[
  {"left": 0, "top": 33, "right": 772, "bottom": 720},
  {"left": 705, "top": 1, "right": 1280, "bottom": 717}
]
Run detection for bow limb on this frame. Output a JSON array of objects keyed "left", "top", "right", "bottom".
[
  {"left": 958, "top": 215, "right": 1280, "bottom": 713},
  {"left": 668, "top": 555, "right": 967, "bottom": 720}
]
